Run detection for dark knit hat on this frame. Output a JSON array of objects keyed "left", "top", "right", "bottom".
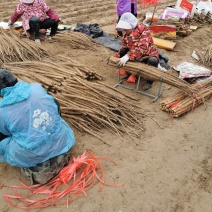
[{"left": 0, "top": 69, "right": 17, "bottom": 91}]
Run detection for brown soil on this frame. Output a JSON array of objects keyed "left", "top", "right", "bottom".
[{"left": 0, "top": 0, "right": 211, "bottom": 211}]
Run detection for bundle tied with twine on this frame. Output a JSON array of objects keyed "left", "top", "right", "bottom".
[
  {"left": 160, "top": 78, "right": 212, "bottom": 118},
  {"left": 4, "top": 57, "right": 147, "bottom": 145},
  {"left": 0, "top": 28, "right": 52, "bottom": 66},
  {"left": 108, "top": 56, "right": 199, "bottom": 96}
]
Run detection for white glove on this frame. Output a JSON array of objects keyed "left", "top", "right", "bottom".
[
  {"left": 118, "top": 54, "right": 129, "bottom": 66},
  {"left": 34, "top": 39, "right": 41, "bottom": 44},
  {"left": 58, "top": 18, "right": 63, "bottom": 23},
  {"left": 8, "top": 20, "right": 13, "bottom": 26}
]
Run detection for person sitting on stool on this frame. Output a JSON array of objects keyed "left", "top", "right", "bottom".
[{"left": 116, "top": 12, "right": 159, "bottom": 91}]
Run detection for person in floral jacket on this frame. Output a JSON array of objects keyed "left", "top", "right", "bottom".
[
  {"left": 116, "top": 12, "right": 159, "bottom": 90},
  {"left": 8, "top": 0, "right": 60, "bottom": 43}
]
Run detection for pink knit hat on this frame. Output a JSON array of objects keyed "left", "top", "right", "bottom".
[{"left": 20, "top": 0, "right": 34, "bottom": 3}]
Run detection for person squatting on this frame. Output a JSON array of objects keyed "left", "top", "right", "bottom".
[{"left": 0, "top": 69, "right": 75, "bottom": 184}]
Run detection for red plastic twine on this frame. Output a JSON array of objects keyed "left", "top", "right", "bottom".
[
  {"left": 3, "top": 150, "right": 123, "bottom": 210},
  {"left": 167, "top": 97, "right": 181, "bottom": 119}
]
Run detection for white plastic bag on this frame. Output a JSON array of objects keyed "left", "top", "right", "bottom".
[
  {"left": 196, "top": 0, "right": 212, "bottom": 16},
  {"left": 173, "top": 62, "right": 212, "bottom": 79}
]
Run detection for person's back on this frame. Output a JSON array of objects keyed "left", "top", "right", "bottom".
[{"left": 0, "top": 81, "right": 75, "bottom": 168}]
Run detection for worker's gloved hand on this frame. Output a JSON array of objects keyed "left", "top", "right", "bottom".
[
  {"left": 8, "top": 20, "right": 13, "bottom": 26},
  {"left": 118, "top": 54, "right": 129, "bottom": 67}
]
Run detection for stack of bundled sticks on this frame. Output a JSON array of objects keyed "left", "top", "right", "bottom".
[
  {"left": 152, "top": 13, "right": 212, "bottom": 39},
  {"left": 153, "top": 19, "right": 192, "bottom": 38},
  {"left": 4, "top": 55, "right": 102, "bottom": 85},
  {"left": 160, "top": 79, "right": 212, "bottom": 118},
  {"left": 108, "top": 56, "right": 199, "bottom": 96},
  {"left": 3, "top": 57, "right": 147, "bottom": 145},
  {"left": 0, "top": 28, "right": 52, "bottom": 65},
  {"left": 189, "top": 12, "right": 212, "bottom": 26}
]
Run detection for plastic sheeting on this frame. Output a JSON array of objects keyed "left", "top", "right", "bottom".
[{"left": 74, "top": 23, "right": 122, "bottom": 51}]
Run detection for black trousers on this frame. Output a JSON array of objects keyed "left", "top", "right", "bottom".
[
  {"left": 0, "top": 132, "right": 8, "bottom": 141},
  {"left": 119, "top": 48, "right": 159, "bottom": 67},
  {"left": 28, "top": 16, "right": 58, "bottom": 39}
]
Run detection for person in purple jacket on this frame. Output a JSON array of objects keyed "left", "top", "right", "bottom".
[
  {"left": 116, "top": 0, "right": 137, "bottom": 36},
  {"left": 8, "top": 0, "right": 61, "bottom": 43},
  {"left": 116, "top": 0, "right": 137, "bottom": 20}
]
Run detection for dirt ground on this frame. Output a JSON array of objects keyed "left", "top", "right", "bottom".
[{"left": 0, "top": 0, "right": 212, "bottom": 211}]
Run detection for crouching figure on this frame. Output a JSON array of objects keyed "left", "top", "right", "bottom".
[{"left": 0, "top": 69, "right": 75, "bottom": 184}]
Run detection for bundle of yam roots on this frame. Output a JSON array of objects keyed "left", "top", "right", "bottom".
[
  {"left": 108, "top": 56, "right": 212, "bottom": 118},
  {"left": 160, "top": 79, "right": 212, "bottom": 117},
  {"left": 49, "top": 31, "right": 97, "bottom": 50},
  {"left": 0, "top": 28, "right": 52, "bottom": 65},
  {"left": 151, "top": 13, "right": 212, "bottom": 39},
  {"left": 108, "top": 56, "right": 199, "bottom": 96}
]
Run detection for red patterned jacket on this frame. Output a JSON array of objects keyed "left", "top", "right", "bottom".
[
  {"left": 120, "top": 24, "right": 159, "bottom": 61},
  {"left": 10, "top": 0, "right": 59, "bottom": 33}
]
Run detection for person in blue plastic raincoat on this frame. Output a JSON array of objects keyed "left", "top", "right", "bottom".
[{"left": 0, "top": 69, "right": 75, "bottom": 184}]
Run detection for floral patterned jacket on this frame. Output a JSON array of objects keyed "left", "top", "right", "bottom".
[
  {"left": 120, "top": 24, "right": 159, "bottom": 61},
  {"left": 10, "top": 0, "right": 59, "bottom": 32}
]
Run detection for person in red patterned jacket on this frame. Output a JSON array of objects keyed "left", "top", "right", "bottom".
[
  {"left": 116, "top": 12, "right": 159, "bottom": 90},
  {"left": 8, "top": 0, "right": 61, "bottom": 44}
]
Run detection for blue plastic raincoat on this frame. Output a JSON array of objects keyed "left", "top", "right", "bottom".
[{"left": 0, "top": 81, "right": 75, "bottom": 168}]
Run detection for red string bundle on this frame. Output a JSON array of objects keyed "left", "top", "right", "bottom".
[
  {"left": 140, "top": 0, "right": 160, "bottom": 7},
  {"left": 3, "top": 150, "right": 123, "bottom": 210}
]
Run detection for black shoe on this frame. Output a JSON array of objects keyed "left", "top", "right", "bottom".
[
  {"left": 143, "top": 80, "right": 153, "bottom": 91},
  {"left": 120, "top": 73, "right": 130, "bottom": 80}
]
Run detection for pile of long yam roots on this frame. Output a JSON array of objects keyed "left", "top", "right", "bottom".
[
  {"left": 108, "top": 56, "right": 212, "bottom": 118},
  {"left": 108, "top": 56, "right": 199, "bottom": 96},
  {"left": 0, "top": 29, "right": 149, "bottom": 143},
  {"left": 160, "top": 79, "right": 212, "bottom": 118},
  {"left": 0, "top": 28, "right": 52, "bottom": 65},
  {"left": 3, "top": 57, "right": 147, "bottom": 144}
]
